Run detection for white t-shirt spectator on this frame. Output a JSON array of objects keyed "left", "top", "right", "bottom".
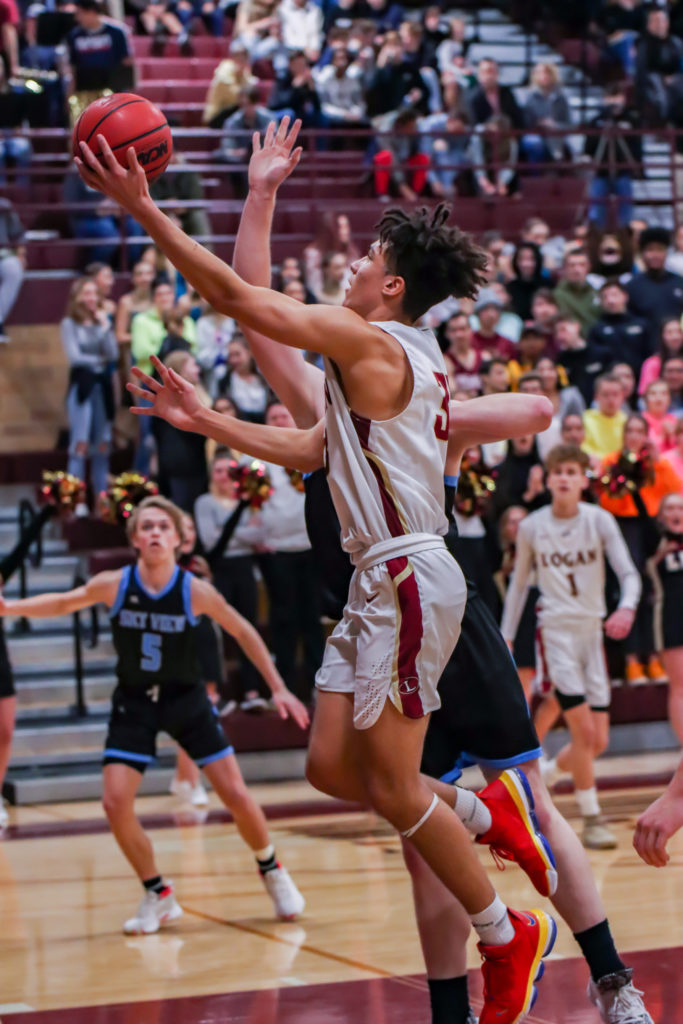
[
  {"left": 261, "top": 464, "right": 310, "bottom": 551},
  {"left": 278, "top": 0, "right": 322, "bottom": 57}
]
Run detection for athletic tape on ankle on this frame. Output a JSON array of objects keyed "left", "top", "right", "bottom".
[{"left": 401, "top": 793, "right": 439, "bottom": 839}]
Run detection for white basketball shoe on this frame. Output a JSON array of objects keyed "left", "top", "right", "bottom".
[
  {"left": 123, "top": 886, "right": 183, "bottom": 935},
  {"left": 588, "top": 969, "right": 654, "bottom": 1023},
  {"left": 261, "top": 866, "right": 305, "bottom": 920}
]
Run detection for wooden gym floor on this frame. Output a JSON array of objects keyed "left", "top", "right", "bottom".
[{"left": 0, "top": 777, "right": 680, "bottom": 1024}]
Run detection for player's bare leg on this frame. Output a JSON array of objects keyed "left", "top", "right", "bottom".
[
  {"left": 533, "top": 692, "right": 561, "bottom": 742},
  {"left": 305, "top": 691, "right": 369, "bottom": 803},
  {"left": 552, "top": 706, "right": 615, "bottom": 849},
  {"left": 661, "top": 647, "right": 683, "bottom": 742},
  {"left": 0, "top": 696, "right": 16, "bottom": 792},
  {"left": 203, "top": 753, "right": 305, "bottom": 920},
  {"left": 517, "top": 667, "right": 535, "bottom": 703},
  {"left": 102, "top": 763, "right": 158, "bottom": 879}
]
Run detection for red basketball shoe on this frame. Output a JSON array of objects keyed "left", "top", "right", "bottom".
[
  {"left": 479, "top": 908, "right": 557, "bottom": 1024},
  {"left": 476, "top": 768, "right": 558, "bottom": 897}
]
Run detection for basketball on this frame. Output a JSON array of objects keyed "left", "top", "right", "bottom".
[{"left": 72, "top": 92, "right": 172, "bottom": 182}]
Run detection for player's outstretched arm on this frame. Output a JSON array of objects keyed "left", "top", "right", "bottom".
[
  {"left": 634, "top": 754, "right": 683, "bottom": 866},
  {"left": 75, "top": 139, "right": 381, "bottom": 368},
  {"left": 128, "top": 358, "right": 325, "bottom": 472},
  {"left": 191, "top": 577, "right": 310, "bottom": 729},
  {"left": 0, "top": 571, "right": 120, "bottom": 619},
  {"left": 233, "top": 119, "right": 324, "bottom": 427}
]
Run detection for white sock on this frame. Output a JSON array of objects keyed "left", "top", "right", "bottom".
[
  {"left": 575, "top": 787, "right": 601, "bottom": 818},
  {"left": 471, "top": 895, "right": 515, "bottom": 946},
  {"left": 254, "top": 844, "right": 275, "bottom": 862},
  {"left": 453, "top": 787, "right": 492, "bottom": 835}
]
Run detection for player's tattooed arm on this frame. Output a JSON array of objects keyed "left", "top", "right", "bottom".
[
  {"left": 0, "top": 571, "right": 121, "bottom": 619},
  {"left": 233, "top": 118, "right": 324, "bottom": 427},
  {"left": 128, "top": 358, "right": 325, "bottom": 472},
  {"left": 190, "top": 577, "right": 310, "bottom": 729}
]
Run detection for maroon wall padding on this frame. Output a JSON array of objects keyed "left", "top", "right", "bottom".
[{"left": 220, "top": 709, "right": 310, "bottom": 753}]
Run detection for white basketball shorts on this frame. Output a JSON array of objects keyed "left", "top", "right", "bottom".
[
  {"left": 315, "top": 546, "right": 466, "bottom": 730},
  {"left": 537, "top": 621, "right": 611, "bottom": 709}
]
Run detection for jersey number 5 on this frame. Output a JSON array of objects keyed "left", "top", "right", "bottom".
[
  {"left": 141, "top": 632, "right": 162, "bottom": 673},
  {"left": 433, "top": 372, "right": 450, "bottom": 441}
]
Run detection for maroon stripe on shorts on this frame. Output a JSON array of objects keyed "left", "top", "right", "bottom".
[
  {"left": 351, "top": 411, "right": 405, "bottom": 538},
  {"left": 387, "top": 555, "right": 425, "bottom": 718}
]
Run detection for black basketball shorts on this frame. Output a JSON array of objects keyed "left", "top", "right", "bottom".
[
  {"left": 0, "top": 629, "right": 15, "bottom": 699},
  {"left": 103, "top": 683, "right": 233, "bottom": 773},
  {"left": 421, "top": 582, "right": 542, "bottom": 782}
]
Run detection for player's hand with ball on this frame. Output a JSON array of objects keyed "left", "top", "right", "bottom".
[{"left": 76, "top": 134, "right": 152, "bottom": 219}]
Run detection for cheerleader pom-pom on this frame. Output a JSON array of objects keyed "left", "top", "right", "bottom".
[
  {"left": 229, "top": 459, "right": 273, "bottom": 509},
  {"left": 455, "top": 457, "right": 496, "bottom": 518},
  {"left": 285, "top": 468, "right": 306, "bottom": 493},
  {"left": 593, "top": 447, "right": 655, "bottom": 500},
  {"left": 99, "top": 472, "right": 159, "bottom": 526},
  {"left": 39, "top": 471, "right": 86, "bottom": 515}
]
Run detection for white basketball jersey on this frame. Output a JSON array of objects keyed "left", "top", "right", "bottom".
[
  {"left": 501, "top": 502, "right": 640, "bottom": 639},
  {"left": 323, "top": 321, "right": 450, "bottom": 564}
]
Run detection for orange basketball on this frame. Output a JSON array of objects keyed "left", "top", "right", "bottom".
[{"left": 73, "top": 92, "right": 172, "bottom": 181}]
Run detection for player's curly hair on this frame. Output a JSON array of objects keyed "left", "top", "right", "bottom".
[{"left": 376, "top": 204, "right": 489, "bottom": 322}]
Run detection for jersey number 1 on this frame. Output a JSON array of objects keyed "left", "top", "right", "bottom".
[
  {"left": 141, "top": 632, "right": 161, "bottom": 673},
  {"left": 433, "top": 372, "right": 450, "bottom": 441},
  {"left": 566, "top": 572, "right": 578, "bottom": 597}
]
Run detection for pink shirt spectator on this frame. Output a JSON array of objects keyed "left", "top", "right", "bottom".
[
  {"left": 638, "top": 354, "right": 661, "bottom": 395},
  {"left": 643, "top": 410, "right": 678, "bottom": 453}
]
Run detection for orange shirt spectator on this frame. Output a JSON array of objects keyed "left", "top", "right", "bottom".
[{"left": 599, "top": 415, "right": 683, "bottom": 518}]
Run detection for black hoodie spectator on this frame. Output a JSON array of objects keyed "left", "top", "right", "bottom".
[
  {"left": 489, "top": 437, "right": 547, "bottom": 520},
  {"left": 588, "top": 282, "right": 651, "bottom": 372},
  {"left": 627, "top": 227, "right": 683, "bottom": 332},
  {"left": 506, "top": 242, "right": 549, "bottom": 321}
]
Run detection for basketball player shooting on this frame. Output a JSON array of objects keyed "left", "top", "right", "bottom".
[{"left": 76, "top": 122, "right": 557, "bottom": 1023}]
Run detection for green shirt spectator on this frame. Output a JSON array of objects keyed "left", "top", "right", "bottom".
[
  {"left": 130, "top": 280, "right": 196, "bottom": 375},
  {"left": 553, "top": 249, "right": 601, "bottom": 334}
]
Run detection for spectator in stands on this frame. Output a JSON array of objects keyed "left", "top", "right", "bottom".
[
  {"left": 61, "top": 276, "right": 118, "bottom": 498},
  {"left": 466, "top": 57, "right": 523, "bottom": 128},
  {"left": 373, "top": 107, "right": 430, "bottom": 201},
  {"left": 131, "top": 279, "right": 196, "bottom": 376},
  {"left": 554, "top": 248, "right": 601, "bottom": 333},
  {"left": 309, "top": 252, "right": 349, "bottom": 305},
  {"left": 152, "top": 350, "right": 210, "bottom": 511},
  {"left": 0, "top": 126, "right": 32, "bottom": 188},
  {"left": 597, "top": 0, "right": 644, "bottom": 76},
  {"left": 471, "top": 288, "right": 516, "bottom": 359},
  {"left": 66, "top": 0, "right": 133, "bottom": 122},
  {"left": 523, "top": 60, "right": 572, "bottom": 164},
  {"left": 225, "top": 335, "right": 269, "bottom": 421},
  {"left": 418, "top": 79, "right": 471, "bottom": 198},
  {"left": 667, "top": 223, "right": 683, "bottom": 276},
  {"left": 366, "top": 31, "right": 429, "bottom": 119},
  {"left": 233, "top": 0, "right": 280, "bottom": 46},
  {"left": 662, "top": 355, "right": 683, "bottom": 415},
  {"left": 507, "top": 241, "right": 547, "bottom": 321},
  {"left": 588, "top": 278, "right": 650, "bottom": 375},
  {"left": 439, "top": 311, "right": 484, "bottom": 396},
  {"left": 480, "top": 356, "right": 510, "bottom": 396},
  {"left": 522, "top": 216, "right": 566, "bottom": 273},
  {"left": 530, "top": 288, "right": 560, "bottom": 350},
  {"left": 612, "top": 360, "right": 639, "bottom": 412},
  {"left": 85, "top": 261, "right": 115, "bottom": 321},
  {"left": 157, "top": 307, "right": 194, "bottom": 363},
  {"left": 364, "top": 0, "right": 404, "bottom": 35},
  {"left": 639, "top": 317, "right": 683, "bottom": 395},
  {"left": 555, "top": 314, "right": 610, "bottom": 405},
  {"left": 468, "top": 115, "right": 519, "bottom": 199},
  {"left": 586, "top": 231, "right": 634, "bottom": 289},
  {"left": 585, "top": 83, "right": 643, "bottom": 229},
  {"left": 420, "top": 5, "right": 450, "bottom": 68},
  {"left": 217, "top": 85, "right": 271, "bottom": 198},
  {"left": 114, "top": 259, "right": 154, "bottom": 349},
  {"left": 268, "top": 50, "right": 321, "bottom": 128},
  {"left": 583, "top": 373, "right": 628, "bottom": 458},
  {"left": 643, "top": 379, "right": 677, "bottom": 453},
  {"left": 0, "top": 0, "right": 19, "bottom": 78},
  {"left": 260, "top": 401, "right": 324, "bottom": 702},
  {"left": 507, "top": 324, "right": 550, "bottom": 390},
  {"left": 535, "top": 355, "right": 586, "bottom": 459},
  {"left": 634, "top": 5, "right": 683, "bottom": 123},
  {"left": 172, "top": 0, "right": 225, "bottom": 40},
  {"left": 150, "top": 150, "right": 212, "bottom": 243},
  {"left": 435, "top": 15, "right": 469, "bottom": 74},
  {"left": 561, "top": 410, "right": 587, "bottom": 448},
  {"left": 279, "top": 0, "right": 323, "bottom": 63},
  {"left": 202, "top": 40, "right": 256, "bottom": 129},
  {"left": 249, "top": 16, "right": 289, "bottom": 74},
  {"left": 475, "top": 280, "right": 523, "bottom": 342},
  {"left": 195, "top": 304, "right": 235, "bottom": 400},
  {"left": 136, "top": 0, "right": 184, "bottom": 48},
  {"left": 663, "top": 417, "right": 683, "bottom": 478},
  {"left": 62, "top": 167, "right": 144, "bottom": 268},
  {"left": 194, "top": 451, "right": 270, "bottom": 711},
  {"left": 627, "top": 227, "right": 683, "bottom": 333},
  {"left": 490, "top": 435, "right": 546, "bottom": 519},
  {"left": 397, "top": 19, "right": 441, "bottom": 113},
  {"left": 599, "top": 413, "right": 681, "bottom": 685},
  {"left": 0, "top": 197, "right": 24, "bottom": 343},
  {"left": 303, "top": 212, "right": 359, "bottom": 297},
  {"left": 481, "top": 229, "right": 513, "bottom": 283},
  {"left": 315, "top": 46, "right": 367, "bottom": 139}
]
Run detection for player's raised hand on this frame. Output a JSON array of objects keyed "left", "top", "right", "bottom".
[
  {"left": 633, "top": 787, "right": 683, "bottom": 866},
  {"left": 270, "top": 687, "right": 310, "bottom": 730},
  {"left": 248, "top": 116, "right": 303, "bottom": 197},
  {"left": 127, "top": 355, "right": 203, "bottom": 433},
  {"left": 75, "top": 136, "right": 151, "bottom": 216}
]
